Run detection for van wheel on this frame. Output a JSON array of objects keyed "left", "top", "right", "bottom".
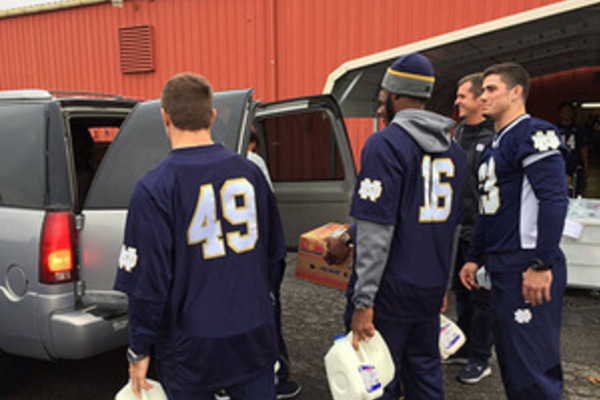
[{"left": 0, "top": 351, "right": 29, "bottom": 396}]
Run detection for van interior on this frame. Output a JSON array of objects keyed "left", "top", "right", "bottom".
[
  {"left": 254, "top": 110, "right": 345, "bottom": 183},
  {"left": 68, "top": 116, "right": 128, "bottom": 212}
]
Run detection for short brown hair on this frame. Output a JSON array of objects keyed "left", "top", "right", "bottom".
[
  {"left": 161, "top": 73, "right": 213, "bottom": 130},
  {"left": 483, "top": 62, "right": 530, "bottom": 101},
  {"left": 457, "top": 73, "right": 484, "bottom": 98}
]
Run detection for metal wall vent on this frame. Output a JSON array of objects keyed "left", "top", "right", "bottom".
[{"left": 119, "top": 25, "right": 154, "bottom": 74}]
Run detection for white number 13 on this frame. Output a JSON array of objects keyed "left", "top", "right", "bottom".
[
  {"left": 478, "top": 157, "right": 500, "bottom": 215},
  {"left": 187, "top": 178, "right": 258, "bottom": 259}
]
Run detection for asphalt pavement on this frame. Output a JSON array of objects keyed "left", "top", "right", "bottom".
[
  {"left": 280, "top": 254, "right": 600, "bottom": 400},
  {"left": 2, "top": 253, "right": 600, "bottom": 399}
]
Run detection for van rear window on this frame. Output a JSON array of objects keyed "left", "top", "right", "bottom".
[
  {"left": 69, "top": 119, "right": 126, "bottom": 212},
  {"left": 86, "top": 91, "right": 250, "bottom": 209},
  {"left": 84, "top": 101, "right": 170, "bottom": 209},
  {"left": 0, "top": 103, "right": 45, "bottom": 208}
]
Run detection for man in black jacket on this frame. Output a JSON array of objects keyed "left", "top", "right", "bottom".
[{"left": 448, "top": 73, "right": 495, "bottom": 384}]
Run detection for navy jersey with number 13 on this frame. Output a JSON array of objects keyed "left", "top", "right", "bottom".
[
  {"left": 114, "top": 144, "right": 286, "bottom": 391},
  {"left": 470, "top": 115, "right": 569, "bottom": 271}
]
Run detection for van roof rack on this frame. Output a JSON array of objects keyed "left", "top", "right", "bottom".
[
  {"left": 0, "top": 90, "right": 52, "bottom": 100},
  {"left": 50, "top": 90, "right": 126, "bottom": 100},
  {"left": 0, "top": 90, "right": 135, "bottom": 102}
]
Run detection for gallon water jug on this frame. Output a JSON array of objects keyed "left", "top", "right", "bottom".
[
  {"left": 115, "top": 379, "right": 167, "bottom": 400},
  {"left": 324, "top": 330, "right": 395, "bottom": 400},
  {"left": 439, "top": 314, "right": 466, "bottom": 360}
]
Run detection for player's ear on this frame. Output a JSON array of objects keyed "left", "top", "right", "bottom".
[
  {"left": 209, "top": 108, "right": 217, "bottom": 128},
  {"left": 160, "top": 108, "right": 170, "bottom": 127},
  {"left": 511, "top": 85, "right": 524, "bottom": 103}
]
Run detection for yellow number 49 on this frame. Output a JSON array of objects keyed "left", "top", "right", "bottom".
[{"left": 187, "top": 178, "right": 258, "bottom": 259}]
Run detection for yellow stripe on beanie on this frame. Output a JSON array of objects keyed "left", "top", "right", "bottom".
[{"left": 386, "top": 68, "right": 435, "bottom": 83}]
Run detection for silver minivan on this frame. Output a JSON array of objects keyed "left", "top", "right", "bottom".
[{"left": 0, "top": 89, "right": 355, "bottom": 366}]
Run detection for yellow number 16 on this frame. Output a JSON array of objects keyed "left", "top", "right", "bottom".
[{"left": 419, "top": 156, "right": 455, "bottom": 223}]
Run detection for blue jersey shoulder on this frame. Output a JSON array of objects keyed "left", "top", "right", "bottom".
[
  {"left": 527, "top": 116, "right": 558, "bottom": 131},
  {"left": 514, "top": 117, "right": 561, "bottom": 144},
  {"left": 141, "top": 158, "right": 172, "bottom": 189},
  {"left": 363, "top": 124, "right": 398, "bottom": 152},
  {"left": 361, "top": 124, "right": 414, "bottom": 166},
  {"left": 504, "top": 117, "right": 566, "bottom": 164}
]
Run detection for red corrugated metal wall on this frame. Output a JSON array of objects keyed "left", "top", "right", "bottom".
[
  {"left": 0, "top": 0, "right": 279, "bottom": 100},
  {"left": 0, "top": 0, "right": 595, "bottom": 164},
  {"left": 0, "top": 0, "right": 567, "bottom": 100},
  {"left": 273, "top": 0, "right": 562, "bottom": 99}
]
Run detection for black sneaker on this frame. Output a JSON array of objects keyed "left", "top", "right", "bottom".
[
  {"left": 213, "top": 381, "right": 302, "bottom": 400},
  {"left": 214, "top": 389, "right": 230, "bottom": 400},
  {"left": 277, "top": 380, "right": 302, "bottom": 399},
  {"left": 457, "top": 359, "right": 492, "bottom": 384}
]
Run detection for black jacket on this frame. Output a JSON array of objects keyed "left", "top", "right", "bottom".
[{"left": 454, "top": 118, "right": 495, "bottom": 242}]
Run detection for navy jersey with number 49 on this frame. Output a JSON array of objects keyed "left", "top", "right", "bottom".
[
  {"left": 470, "top": 115, "right": 569, "bottom": 271},
  {"left": 114, "top": 144, "right": 285, "bottom": 391},
  {"left": 350, "top": 122, "right": 466, "bottom": 320}
]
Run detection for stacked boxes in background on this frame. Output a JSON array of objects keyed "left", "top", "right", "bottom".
[
  {"left": 560, "top": 198, "right": 600, "bottom": 289},
  {"left": 295, "top": 223, "right": 353, "bottom": 290}
]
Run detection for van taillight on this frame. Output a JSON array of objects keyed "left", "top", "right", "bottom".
[{"left": 40, "top": 212, "right": 77, "bottom": 284}]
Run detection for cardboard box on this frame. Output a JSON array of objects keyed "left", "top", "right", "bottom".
[{"left": 295, "top": 223, "right": 353, "bottom": 290}]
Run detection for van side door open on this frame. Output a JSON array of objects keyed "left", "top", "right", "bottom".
[{"left": 253, "top": 95, "right": 356, "bottom": 247}]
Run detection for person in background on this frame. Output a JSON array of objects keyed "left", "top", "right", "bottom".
[
  {"left": 461, "top": 62, "right": 569, "bottom": 399},
  {"left": 114, "top": 73, "right": 285, "bottom": 400},
  {"left": 235, "top": 129, "right": 302, "bottom": 400},
  {"left": 348, "top": 53, "right": 466, "bottom": 399},
  {"left": 446, "top": 73, "right": 495, "bottom": 384},
  {"left": 247, "top": 131, "right": 273, "bottom": 190},
  {"left": 557, "top": 102, "right": 589, "bottom": 197}
]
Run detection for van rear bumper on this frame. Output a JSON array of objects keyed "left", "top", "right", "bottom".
[{"left": 49, "top": 307, "right": 129, "bottom": 359}]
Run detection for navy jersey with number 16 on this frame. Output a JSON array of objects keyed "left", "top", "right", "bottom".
[
  {"left": 350, "top": 121, "right": 467, "bottom": 320},
  {"left": 114, "top": 144, "right": 286, "bottom": 391}
]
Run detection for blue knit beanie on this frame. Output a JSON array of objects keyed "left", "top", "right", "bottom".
[{"left": 381, "top": 53, "right": 435, "bottom": 100}]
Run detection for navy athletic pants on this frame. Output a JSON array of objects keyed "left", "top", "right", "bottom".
[
  {"left": 159, "top": 365, "right": 276, "bottom": 400},
  {"left": 490, "top": 258, "right": 566, "bottom": 400},
  {"left": 344, "top": 268, "right": 444, "bottom": 399},
  {"left": 452, "top": 239, "right": 493, "bottom": 362},
  {"left": 375, "top": 316, "right": 444, "bottom": 400}
]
